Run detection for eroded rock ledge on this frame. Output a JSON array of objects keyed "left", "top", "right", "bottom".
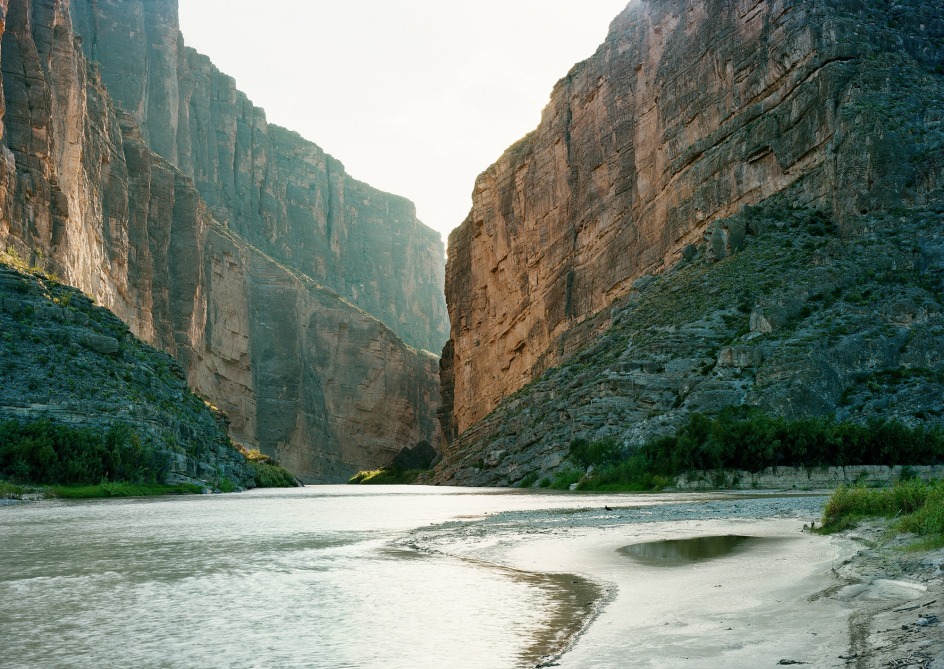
[
  {"left": 0, "top": 0, "right": 441, "bottom": 481},
  {"left": 441, "top": 0, "right": 944, "bottom": 438}
]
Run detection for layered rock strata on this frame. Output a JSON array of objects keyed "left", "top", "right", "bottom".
[
  {"left": 0, "top": 261, "right": 256, "bottom": 489},
  {"left": 0, "top": 0, "right": 441, "bottom": 481},
  {"left": 442, "top": 0, "right": 944, "bottom": 436},
  {"left": 433, "top": 199, "right": 944, "bottom": 485},
  {"left": 69, "top": 0, "right": 448, "bottom": 354}
]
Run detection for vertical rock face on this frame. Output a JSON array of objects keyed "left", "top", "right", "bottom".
[
  {"left": 443, "top": 0, "right": 944, "bottom": 436},
  {"left": 0, "top": 261, "right": 258, "bottom": 490},
  {"left": 70, "top": 0, "right": 448, "bottom": 353},
  {"left": 0, "top": 0, "right": 442, "bottom": 481}
]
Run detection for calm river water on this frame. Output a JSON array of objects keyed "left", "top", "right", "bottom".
[{"left": 0, "top": 486, "right": 826, "bottom": 669}]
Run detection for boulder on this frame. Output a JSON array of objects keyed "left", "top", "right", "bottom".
[
  {"left": 391, "top": 440, "right": 438, "bottom": 471},
  {"left": 717, "top": 347, "right": 765, "bottom": 369}
]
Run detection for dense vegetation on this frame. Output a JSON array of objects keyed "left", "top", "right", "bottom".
[
  {"left": 239, "top": 447, "right": 299, "bottom": 488},
  {"left": 348, "top": 468, "right": 425, "bottom": 485},
  {"left": 820, "top": 479, "right": 944, "bottom": 548},
  {"left": 49, "top": 482, "right": 205, "bottom": 498},
  {"left": 348, "top": 441, "right": 436, "bottom": 485},
  {"left": 539, "top": 408, "right": 944, "bottom": 491},
  {"left": 0, "top": 257, "right": 269, "bottom": 494},
  {"left": 0, "top": 419, "right": 165, "bottom": 484},
  {"left": 0, "top": 418, "right": 299, "bottom": 495}
]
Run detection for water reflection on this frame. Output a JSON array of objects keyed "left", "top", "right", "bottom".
[
  {"left": 0, "top": 487, "right": 618, "bottom": 669},
  {"left": 619, "top": 535, "right": 761, "bottom": 565},
  {"left": 0, "top": 489, "right": 822, "bottom": 668}
]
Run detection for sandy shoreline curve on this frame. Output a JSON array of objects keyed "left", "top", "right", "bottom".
[{"left": 400, "top": 492, "right": 943, "bottom": 668}]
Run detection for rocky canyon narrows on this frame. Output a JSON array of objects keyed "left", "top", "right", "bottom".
[
  {"left": 0, "top": 0, "right": 447, "bottom": 482},
  {"left": 434, "top": 0, "right": 944, "bottom": 485}
]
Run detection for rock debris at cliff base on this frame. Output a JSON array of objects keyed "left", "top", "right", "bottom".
[
  {"left": 0, "top": 0, "right": 445, "bottom": 481},
  {"left": 0, "top": 259, "right": 255, "bottom": 489},
  {"left": 434, "top": 197, "right": 944, "bottom": 486},
  {"left": 437, "top": 0, "right": 944, "bottom": 485}
]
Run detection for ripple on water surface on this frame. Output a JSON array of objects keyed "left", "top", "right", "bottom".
[{"left": 0, "top": 487, "right": 616, "bottom": 669}]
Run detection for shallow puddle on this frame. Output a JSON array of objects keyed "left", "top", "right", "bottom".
[{"left": 619, "top": 535, "right": 766, "bottom": 565}]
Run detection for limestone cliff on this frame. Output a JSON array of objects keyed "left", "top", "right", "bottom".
[
  {"left": 436, "top": 0, "right": 944, "bottom": 484},
  {"left": 442, "top": 0, "right": 944, "bottom": 436},
  {"left": 0, "top": 0, "right": 441, "bottom": 481},
  {"left": 0, "top": 259, "right": 257, "bottom": 490},
  {"left": 69, "top": 0, "right": 448, "bottom": 354}
]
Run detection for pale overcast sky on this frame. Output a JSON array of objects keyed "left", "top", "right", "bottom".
[{"left": 177, "top": 1, "right": 630, "bottom": 245}]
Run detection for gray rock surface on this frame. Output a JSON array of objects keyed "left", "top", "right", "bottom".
[
  {"left": 0, "top": 0, "right": 442, "bottom": 481},
  {"left": 433, "top": 201, "right": 944, "bottom": 487},
  {"left": 435, "top": 0, "right": 944, "bottom": 486},
  {"left": 0, "top": 261, "right": 256, "bottom": 489}
]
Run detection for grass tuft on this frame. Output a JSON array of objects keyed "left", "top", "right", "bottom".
[
  {"left": 234, "top": 444, "right": 298, "bottom": 487},
  {"left": 248, "top": 460, "right": 298, "bottom": 488},
  {"left": 819, "top": 479, "right": 944, "bottom": 544},
  {"left": 0, "top": 481, "right": 28, "bottom": 499},
  {"left": 517, "top": 471, "right": 540, "bottom": 488},
  {"left": 47, "top": 482, "right": 204, "bottom": 498},
  {"left": 348, "top": 468, "right": 424, "bottom": 485}
]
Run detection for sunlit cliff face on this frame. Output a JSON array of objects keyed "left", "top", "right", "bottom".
[
  {"left": 441, "top": 0, "right": 944, "bottom": 437},
  {"left": 0, "top": 0, "right": 445, "bottom": 481}
]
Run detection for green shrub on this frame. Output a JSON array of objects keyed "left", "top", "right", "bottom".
[
  {"left": 573, "top": 450, "right": 672, "bottom": 492},
  {"left": 568, "top": 437, "right": 622, "bottom": 468},
  {"left": 547, "top": 468, "right": 582, "bottom": 490},
  {"left": 48, "top": 482, "right": 203, "bottom": 498},
  {"left": 821, "top": 479, "right": 944, "bottom": 544},
  {"left": 517, "top": 471, "right": 540, "bottom": 488},
  {"left": 562, "top": 409, "right": 944, "bottom": 491},
  {"left": 635, "top": 408, "right": 944, "bottom": 475},
  {"left": 348, "top": 468, "right": 423, "bottom": 485},
  {"left": 0, "top": 481, "right": 26, "bottom": 498},
  {"left": 348, "top": 470, "right": 371, "bottom": 484},
  {"left": 0, "top": 418, "right": 165, "bottom": 484},
  {"left": 217, "top": 477, "right": 236, "bottom": 493},
  {"left": 249, "top": 460, "right": 298, "bottom": 488}
]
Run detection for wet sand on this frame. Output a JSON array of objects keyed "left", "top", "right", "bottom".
[
  {"left": 401, "top": 493, "right": 944, "bottom": 668},
  {"left": 829, "top": 521, "right": 944, "bottom": 669},
  {"left": 509, "top": 517, "right": 849, "bottom": 668}
]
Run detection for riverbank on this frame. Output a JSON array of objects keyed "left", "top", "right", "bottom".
[
  {"left": 3, "top": 485, "right": 939, "bottom": 667},
  {"left": 400, "top": 492, "right": 943, "bottom": 667},
  {"left": 675, "top": 465, "right": 944, "bottom": 492},
  {"left": 830, "top": 520, "right": 943, "bottom": 668},
  {"left": 0, "top": 480, "right": 219, "bottom": 500}
]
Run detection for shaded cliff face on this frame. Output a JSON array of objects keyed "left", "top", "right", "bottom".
[
  {"left": 443, "top": 0, "right": 944, "bottom": 436},
  {"left": 69, "top": 0, "right": 447, "bottom": 354},
  {"left": 0, "top": 259, "right": 258, "bottom": 490},
  {"left": 433, "top": 198, "right": 944, "bottom": 486},
  {"left": 0, "top": 0, "right": 441, "bottom": 481}
]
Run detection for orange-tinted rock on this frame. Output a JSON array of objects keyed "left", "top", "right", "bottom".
[
  {"left": 443, "top": 0, "right": 944, "bottom": 436},
  {"left": 0, "top": 0, "right": 441, "bottom": 481}
]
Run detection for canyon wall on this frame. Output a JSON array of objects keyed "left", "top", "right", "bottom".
[
  {"left": 69, "top": 0, "right": 447, "bottom": 354},
  {"left": 0, "top": 0, "right": 441, "bottom": 481},
  {"left": 442, "top": 0, "right": 944, "bottom": 436}
]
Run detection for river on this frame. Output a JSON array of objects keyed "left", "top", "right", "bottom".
[{"left": 0, "top": 486, "right": 828, "bottom": 668}]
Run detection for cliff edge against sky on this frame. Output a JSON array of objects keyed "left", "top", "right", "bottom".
[
  {"left": 0, "top": 0, "right": 446, "bottom": 482},
  {"left": 436, "top": 0, "right": 944, "bottom": 485}
]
